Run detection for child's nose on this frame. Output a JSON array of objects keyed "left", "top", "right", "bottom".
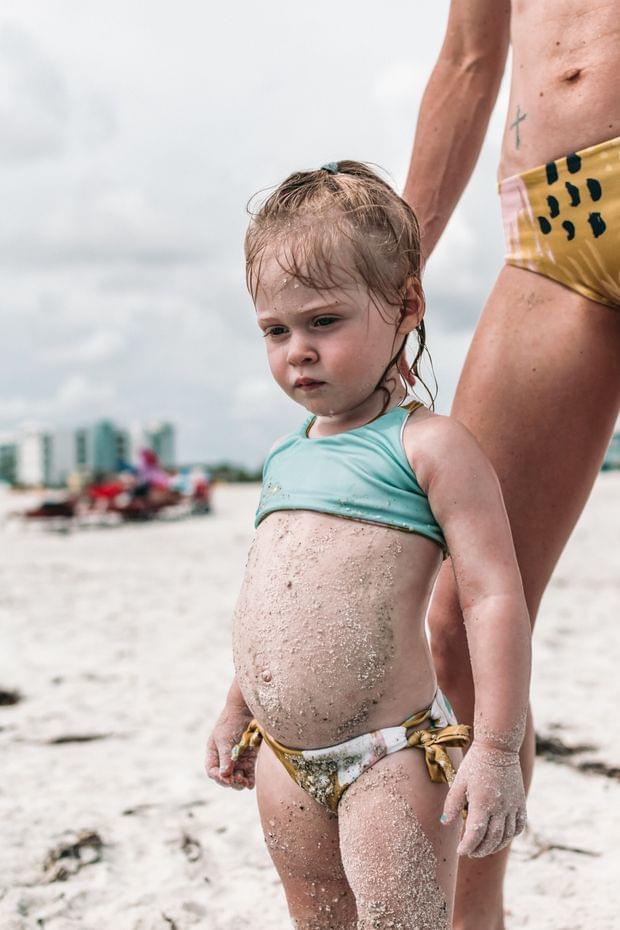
[{"left": 287, "top": 334, "right": 318, "bottom": 366}]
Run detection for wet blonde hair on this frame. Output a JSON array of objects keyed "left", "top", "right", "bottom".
[{"left": 244, "top": 160, "right": 435, "bottom": 409}]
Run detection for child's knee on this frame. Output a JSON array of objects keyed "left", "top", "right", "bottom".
[
  {"left": 285, "top": 880, "right": 357, "bottom": 930},
  {"left": 262, "top": 807, "right": 344, "bottom": 885},
  {"left": 264, "top": 812, "right": 355, "bottom": 928}
]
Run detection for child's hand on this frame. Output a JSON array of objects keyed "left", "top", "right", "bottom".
[
  {"left": 440, "top": 742, "right": 527, "bottom": 857},
  {"left": 205, "top": 701, "right": 257, "bottom": 791}
]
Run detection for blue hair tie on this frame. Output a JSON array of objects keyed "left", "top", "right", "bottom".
[{"left": 320, "top": 162, "right": 339, "bottom": 174}]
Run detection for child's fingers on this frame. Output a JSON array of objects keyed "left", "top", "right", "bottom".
[
  {"left": 515, "top": 807, "right": 527, "bottom": 837},
  {"left": 219, "top": 759, "right": 234, "bottom": 778},
  {"left": 457, "top": 815, "right": 489, "bottom": 857},
  {"left": 206, "top": 750, "right": 231, "bottom": 783},
  {"left": 498, "top": 811, "right": 517, "bottom": 851},
  {"left": 208, "top": 764, "right": 243, "bottom": 788},
  {"left": 206, "top": 761, "right": 228, "bottom": 783},
  {"left": 469, "top": 814, "right": 507, "bottom": 858},
  {"left": 440, "top": 778, "right": 466, "bottom": 826},
  {"left": 207, "top": 765, "right": 228, "bottom": 785},
  {"left": 233, "top": 771, "right": 254, "bottom": 790},
  {"left": 217, "top": 740, "right": 235, "bottom": 778},
  {"left": 220, "top": 771, "right": 251, "bottom": 790},
  {"left": 237, "top": 752, "right": 257, "bottom": 779},
  {"left": 205, "top": 733, "right": 236, "bottom": 781},
  {"left": 207, "top": 760, "right": 254, "bottom": 790},
  {"left": 205, "top": 735, "right": 220, "bottom": 775}
]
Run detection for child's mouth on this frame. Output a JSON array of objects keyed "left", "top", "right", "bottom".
[{"left": 295, "top": 379, "right": 325, "bottom": 391}]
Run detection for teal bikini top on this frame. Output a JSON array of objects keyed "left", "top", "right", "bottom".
[{"left": 255, "top": 402, "right": 447, "bottom": 553}]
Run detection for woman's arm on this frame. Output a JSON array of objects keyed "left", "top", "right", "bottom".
[
  {"left": 403, "top": 0, "right": 511, "bottom": 259},
  {"left": 408, "top": 414, "right": 531, "bottom": 856}
]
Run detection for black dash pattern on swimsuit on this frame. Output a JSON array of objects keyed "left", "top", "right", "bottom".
[{"left": 538, "top": 153, "right": 607, "bottom": 241}]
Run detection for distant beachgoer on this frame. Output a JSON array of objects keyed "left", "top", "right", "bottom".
[
  {"left": 136, "top": 448, "right": 170, "bottom": 491},
  {"left": 87, "top": 474, "right": 125, "bottom": 512},
  {"left": 401, "top": 3, "right": 620, "bottom": 925},
  {"left": 205, "top": 162, "right": 531, "bottom": 928}
]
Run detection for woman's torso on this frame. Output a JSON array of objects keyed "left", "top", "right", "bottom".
[{"left": 499, "top": 0, "right": 620, "bottom": 179}]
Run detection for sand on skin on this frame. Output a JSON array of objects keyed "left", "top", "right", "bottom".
[{"left": 0, "top": 476, "right": 619, "bottom": 929}]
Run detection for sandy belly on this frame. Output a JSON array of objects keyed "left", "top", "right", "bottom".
[{"left": 232, "top": 510, "right": 440, "bottom": 748}]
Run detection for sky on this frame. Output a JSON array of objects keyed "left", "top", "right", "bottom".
[{"left": 0, "top": 1, "right": 511, "bottom": 467}]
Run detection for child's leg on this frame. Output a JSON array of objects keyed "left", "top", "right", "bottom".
[
  {"left": 255, "top": 742, "right": 357, "bottom": 929},
  {"left": 338, "top": 751, "right": 460, "bottom": 930}
]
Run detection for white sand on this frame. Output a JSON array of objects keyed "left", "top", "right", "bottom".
[{"left": 0, "top": 476, "right": 618, "bottom": 930}]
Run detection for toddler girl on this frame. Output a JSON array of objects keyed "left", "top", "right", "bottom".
[{"left": 206, "top": 161, "right": 530, "bottom": 930}]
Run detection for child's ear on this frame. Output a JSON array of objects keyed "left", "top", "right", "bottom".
[{"left": 398, "top": 277, "right": 425, "bottom": 334}]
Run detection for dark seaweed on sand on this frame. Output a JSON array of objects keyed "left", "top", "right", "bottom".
[
  {"left": 0, "top": 688, "right": 22, "bottom": 706},
  {"left": 536, "top": 732, "right": 620, "bottom": 781}
]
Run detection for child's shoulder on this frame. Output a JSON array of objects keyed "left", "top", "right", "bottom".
[
  {"left": 402, "top": 409, "right": 489, "bottom": 491},
  {"left": 267, "top": 433, "right": 289, "bottom": 456}
]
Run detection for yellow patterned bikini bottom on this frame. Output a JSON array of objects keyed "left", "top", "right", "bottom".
[
  {"left": 232, "top": 689, "right": 470, "bottom": 813},
  {"left": 499, "top": 136, "right": 620, "bottom": 309}
]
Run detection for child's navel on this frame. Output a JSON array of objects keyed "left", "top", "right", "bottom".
[{"left": 560, "top": 67, "right": 583, "bottom": 83}]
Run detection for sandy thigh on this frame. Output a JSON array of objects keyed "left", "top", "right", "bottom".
[
  {"left": 338, "top": 751, "right": 461, "bottom": 930},
  {"left": 255, "top": 742, "right": 357, "bottom": 929}
]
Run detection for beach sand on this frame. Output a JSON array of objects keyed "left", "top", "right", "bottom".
[{"left": 1, "top": 475, "right": 618, "bottom": 929}]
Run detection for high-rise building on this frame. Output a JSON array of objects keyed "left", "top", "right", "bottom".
[
  {"left": 17, "top": 428, "right": 53, "bottom": 486},
  {"left": 1, "top": 419, "right": 176, "bottom": 486},
  {"left": 145, "top": 421, "right": 175, "bottom": 468},
  {"left": 75, "top": 427, "right": 92, "bottom": 471},
  {"left": 115, "top": 428, "right": 131, "bottom": 466},
  {"left": 0, "top": 437, "right": 17, "bottom": 485},
  {"left": 91, "top": 420, "right": 119, "bottom": 475},
  {"left": 49, "top": 430, "right": 79, "bottom": 486}
]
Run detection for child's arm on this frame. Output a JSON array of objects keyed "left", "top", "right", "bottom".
[
  {"left": 410, "top": 416, "right": 531, "bottom": 857},
  {"left": 205, "top": 676, "right": 257, "bottom": 790}
]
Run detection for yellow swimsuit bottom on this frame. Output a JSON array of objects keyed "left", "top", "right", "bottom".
[
  {"left": 232, "top": 689, "right": 470, "bottom": 813},
  {"left": 499, "top": 135, "right": 620, "bottom": 309}
]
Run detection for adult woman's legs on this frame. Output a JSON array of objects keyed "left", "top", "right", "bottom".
[{"left": 429, "top": 264, "right": 620, "bottom": 930}]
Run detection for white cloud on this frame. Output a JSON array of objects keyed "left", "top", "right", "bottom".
[
  {"left": 45, "top": 329, "right": 125, "bottom": 365},
  {"left": 421, "top": 317, "right": 475, "bottom": 415},
  {"left": 0, "top": 374, "right": 116, "bottom": 424},
  {"left": 55, "top": 373, "right": 116, "bottom": 410},
  {"left": 0, "top": 22, "right": 116, "bottom": 165},
  {"left": 2, "top": 183, "right": 203, "bottom": 268},
  {"left": 0, "top": 395, "right": 35, "bottom": 421},
  {"left": 371, "top": 60, "right": 428, "bottom": 110},
  {"left": 231, "top": 377, "right": 284, "bottom": 421},
  {"left": 0, "top": 23, "right": 68, "bottom": 162},
  {"left": 425, "top": 212, "right": 481, "bottom": 301}
]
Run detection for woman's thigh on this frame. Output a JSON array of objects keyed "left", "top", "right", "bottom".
[
  {"left": 255, "top": 742, "right": 357, "bottom": 929},
  {"left": 338, "top": 750, "right": 460, "bottom": 930},
  {"left": 451, "top": 264, "right": 620, "bottom": 615}
]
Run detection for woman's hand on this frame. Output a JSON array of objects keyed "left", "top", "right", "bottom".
[
  {"left": 441, "top": 742, "right": 527, "bottom": 857},
  {"left": 205, "top": 699, "right": 257, "bottom": 790}
]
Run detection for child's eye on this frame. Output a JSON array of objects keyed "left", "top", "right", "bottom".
[
  {"left": 263, "top": 326, "right": 288, "bottom": 338},
  {"left": 313, "top": 316, "right": 338, "bottom": 328}
]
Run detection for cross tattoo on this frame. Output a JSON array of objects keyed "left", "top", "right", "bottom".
[{"left": 510, "top": 105, "right": 527, "bottom": 149}]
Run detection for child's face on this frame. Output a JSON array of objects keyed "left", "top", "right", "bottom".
[{"left": 254, "top": 245, "right": 418, "bottom": 419}]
